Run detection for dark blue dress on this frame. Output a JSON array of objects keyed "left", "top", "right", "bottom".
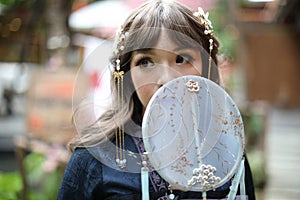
[{"left": 57, "top": 135, "right": 255, "bottom": 200}]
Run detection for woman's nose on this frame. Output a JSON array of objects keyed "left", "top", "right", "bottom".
[{"left": 156, "top": 64, "right": 180, "bottom": 87}]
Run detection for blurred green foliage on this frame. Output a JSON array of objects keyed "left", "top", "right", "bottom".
[
  {"left": 210, "top": 1, "right": 237, "bottom": 61},
  {"left": 24, "top": 153, "right": 62, "bottom": 200},
  {"left": 0, "top": 0, "right": 25, "bottom": 8},
  {"left": 0, "top": 152, "right": 63, "bottom": 200},
  {"left": 247, "top": 150, "right": 267, "bottom": 189},
  {"left": 0, "top": 172, "right": 22, "bottom": 200}
]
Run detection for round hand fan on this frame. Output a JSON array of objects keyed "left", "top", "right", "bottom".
[{"left": 142, "top": 75, "right": 245, "bottom": 192}]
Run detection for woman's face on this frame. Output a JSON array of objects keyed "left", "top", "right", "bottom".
[{"left": 130, "top": 29, "right": 203, "bottom": 113}]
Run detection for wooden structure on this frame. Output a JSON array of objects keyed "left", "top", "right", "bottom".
[{"left": 234, "top": 0, "right": 300, "bottom": 107}]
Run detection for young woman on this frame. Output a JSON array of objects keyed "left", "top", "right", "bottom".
[{"left": 58, "top": 0, "right": 255, "bottom": 199}]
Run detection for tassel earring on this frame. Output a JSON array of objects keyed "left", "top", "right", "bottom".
[
  {"left": 114, "top": 59, "right": 126, "bottom": 168},
  {"left": 113, "top": 28, "right": 129, "bottom": 169}
]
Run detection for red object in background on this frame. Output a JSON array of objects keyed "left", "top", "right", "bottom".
[
  {"left": 42, "top": 82, "right": 74, "bottom": 98},
  {"left": 90, "top": 71, "right": 101, "bottom": 89},
  {"left": 28, "top": 113, "right": 43, "bottom": 131}
]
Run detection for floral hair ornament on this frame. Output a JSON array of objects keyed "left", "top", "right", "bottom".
[
  {"left": 193, "top": 7, "right": 213, "bottom": 35},
  {"left": 113, "top": 27, "right": 129, "bottom": 168},
  {"left": 193, "top": 7, "right": 214, "bottom": 80}
]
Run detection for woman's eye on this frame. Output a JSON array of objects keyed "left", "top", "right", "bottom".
[
  {"left": 176, "top": 54, "right": 193, "bottom": 64},
  {"left": 136, "top": 58, "right": 154, "bottom": 68}
]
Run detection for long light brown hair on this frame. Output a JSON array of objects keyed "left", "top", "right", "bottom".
[{"left": 69, "top": 0, "right": 220, "bottom": 151}]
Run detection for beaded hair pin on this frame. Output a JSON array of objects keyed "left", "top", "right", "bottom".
[{"left": 193, "top": 7, "right": 214, "bottom": 81}]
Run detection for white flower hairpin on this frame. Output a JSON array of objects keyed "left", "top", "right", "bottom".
[
  {"left": 193, "top": 7, "right": 213, "bottom": 35},
  {"left": 193, "top": 6, "right": 214, "bottom": 80}
]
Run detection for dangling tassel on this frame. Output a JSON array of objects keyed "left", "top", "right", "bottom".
[
  {"left": 202, "top": 191, "right": 207, "bottom": 200},
  {"left": 114, "top": 59, "right": 126, "bottom": 168},
  {"left": 141, "top": 152, "right": 149, "bottom": 200},
  {"left": 168, "top": 184, "right": 175, "bottom": 200},
  {"left": 227, "top": 158, "right": 245, "bottom": 200},
  {"left": 239, "top": 159, "right": 246, "bottom": 200}
]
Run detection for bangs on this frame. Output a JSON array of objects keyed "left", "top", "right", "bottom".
[
  {"left": 125, "top": 27, "right": 162, "bottom": 52},
  {"left": 123, "top": 0, "right": 202, "bottom": 53}
]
